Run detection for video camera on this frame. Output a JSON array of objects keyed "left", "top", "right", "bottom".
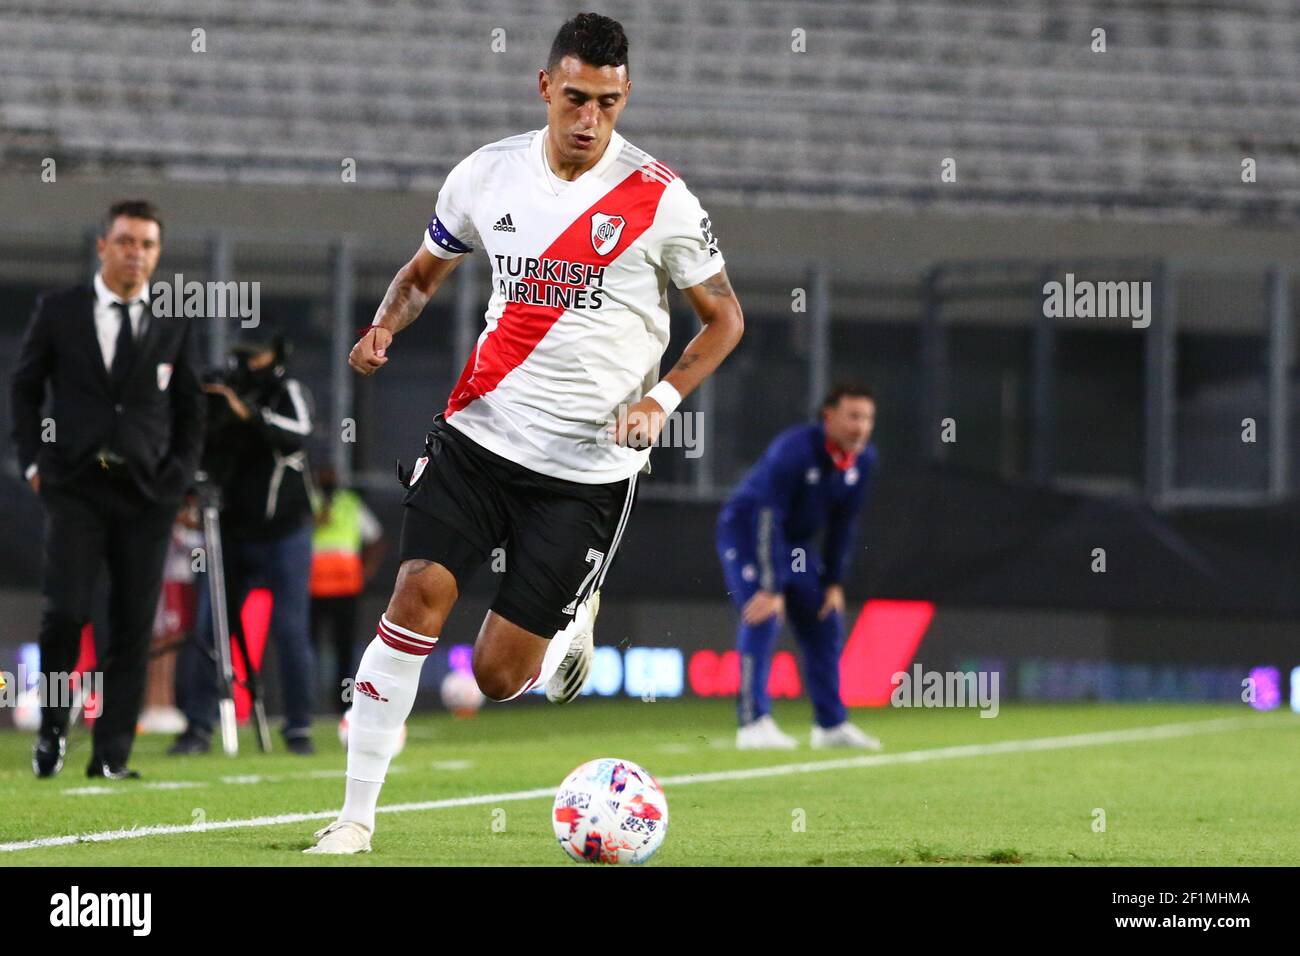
[{"left": 200, "top": 331, "right": 292, "bottom": 472}]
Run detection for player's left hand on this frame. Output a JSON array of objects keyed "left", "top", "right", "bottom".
[
  {"left": 607, "top": 396, "right": 667, "bottom": 450},
  {"left": 203, "top": 382, "right": 252, "bottom": 421},
  {"left": 818, "top": 584, "right": 845, "bottom": 621}
]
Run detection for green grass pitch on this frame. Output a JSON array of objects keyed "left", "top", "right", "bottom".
[{"left": 0, "top": 700, "right": 1295, "bottom": 866}]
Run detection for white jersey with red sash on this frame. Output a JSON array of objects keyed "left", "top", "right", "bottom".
[{"left": 422, "top": 127, "right": 724, "bottom": 483}]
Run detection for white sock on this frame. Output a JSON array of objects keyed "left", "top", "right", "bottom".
[{"left": 339, "top": 616, "right": 436, "bottom": 832}]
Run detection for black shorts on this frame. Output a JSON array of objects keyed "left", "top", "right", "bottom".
[{"left": 397, "top": 416, "right": 640, "bottom": 637}]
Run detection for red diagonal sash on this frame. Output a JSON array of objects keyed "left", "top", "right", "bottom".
[{"left": 445, "top": 169, "right": 670, "bottom": 417}]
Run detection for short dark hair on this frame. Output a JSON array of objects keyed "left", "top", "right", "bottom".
[
  {"left": 101, "top": 199, "right": 163, "bottom": 239},
  {"left": 547, "top": 13, "right": 629, "bottom": 75},
  {"left": 821, "top": 383, "right": 875, "bottom": 412}
]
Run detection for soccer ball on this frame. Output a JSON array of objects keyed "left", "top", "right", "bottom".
[
  {"left": 552, "top": 757, "right": 669, "bottom": 864},
  {"left": 13, "top": 687, "right": 41, "bottom": 731},
  {"left": 440, "top": 670, "right": 484, "bottom": 718},
  {"left": 337, "top": 708, "right": 406, "bottom": 754}
]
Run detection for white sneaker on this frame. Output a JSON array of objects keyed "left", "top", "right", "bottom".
[
  {"left": 736, "top": 714, "right": 799, "bottom": 750},
  {"left": 546, "top": 590, "right": 599, "bottom": 704},
  {"left": 302, "top": 820, "right": 372, "bottom": 855},
  {"left": 137, "top": 706, "right": 187, "bottom": 735},
  {"left": 810, "top": 722, "right": 883, "bottom": 750}
]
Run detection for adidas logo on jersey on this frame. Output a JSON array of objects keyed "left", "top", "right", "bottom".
[{"left": 492, "top": 213, "right": 517, "bottom": 233}]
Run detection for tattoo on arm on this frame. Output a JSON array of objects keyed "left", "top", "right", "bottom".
[
  {"left": 376, "top": 273, "right": 430, "bottom": 334},
  {"left": 662, "top": 267, "right": 742, "bottom": 393},
  {"left": 698, "top": 270, "right": 734, "bottom": 298},
  {"left": 672, "top": 352, "right": 701, "bottom": 374}
]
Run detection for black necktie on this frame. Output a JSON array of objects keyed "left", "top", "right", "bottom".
[{"left": 110, "top": 301, "right": 136, "bottom": 392}]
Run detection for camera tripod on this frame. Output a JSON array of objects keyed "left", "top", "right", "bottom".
[{"left": 194, "top": 472, "right": 273, "bottom": 756}]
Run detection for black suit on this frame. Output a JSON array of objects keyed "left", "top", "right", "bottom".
[{"left": 10, "top": 281, "right": 205, "bottom": 769}]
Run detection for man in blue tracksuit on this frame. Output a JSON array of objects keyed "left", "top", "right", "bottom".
[{"left": 716, "top": 384, "right": 881, "bottom": 750}]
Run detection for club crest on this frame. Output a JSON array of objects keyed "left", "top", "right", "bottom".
[
  {"left": 409, "top": 455, "right": 429, "bottom": 487},
  {"left": 591, "top": 213, "right": 626, "bottom": 255}
]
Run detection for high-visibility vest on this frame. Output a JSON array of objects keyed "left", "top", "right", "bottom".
[{"left": 310, "top": 490, "right": 368, "bottom": 598}]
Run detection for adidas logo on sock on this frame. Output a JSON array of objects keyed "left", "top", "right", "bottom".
[
  {"left": 492, "top": 213, "right": 517, "bottom": 233},
  {"left": 355, "top": 681, "right": 389, "bottom": 703}
]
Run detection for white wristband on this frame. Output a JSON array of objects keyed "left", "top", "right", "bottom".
[{"left": 645, "top": 380, "right": 682, "bottom": 418}]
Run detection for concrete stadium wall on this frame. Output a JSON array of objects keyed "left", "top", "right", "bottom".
[{"left": 8, "top": 175, "right": 1300, "bottom": 276}]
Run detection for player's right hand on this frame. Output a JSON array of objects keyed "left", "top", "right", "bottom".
[
  {"left": 349, "top": 326, "right": 393, "bottom": 375},
  {"left": 741, "top": 590, "right": 784, "bottom": 626}
]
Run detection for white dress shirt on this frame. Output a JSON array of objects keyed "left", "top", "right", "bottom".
[{"left": 93, "top": 271, "right": 151, "bottom": 372}]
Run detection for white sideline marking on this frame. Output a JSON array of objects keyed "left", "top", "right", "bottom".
[
  {"left": 64, "top": 782, "right": 207, "bottom": 797},
  {"left": 145, "top": 781, "right": 205, "bottom": 791},
  {"left": 656, "top": 743, "right": 693, "bottom": 754},
  {"left": 658, "top": 716, "right": 1272, "bottom": 786},
  {"left": 431, "top": 760, "right": 473, "bottom": 771},
  {"left": 0, "top": 715, "right": 1281, "bottom": 853},
  {"left": 61, "top": 766, "right": 409, "bottom": 796}
]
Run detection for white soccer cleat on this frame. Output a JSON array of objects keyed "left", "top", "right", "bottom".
[
  {"left": 735, "top": 714, "right": 799, "bottom": 750},
  {"left": 810, "top": 721, "right": 883, "bottom": 750},
  {"left": 546, "top": 589, "right": 599, "bottom": 704},
  {"left": 302, "top": 820, "right": 372, "bottom": 855}
]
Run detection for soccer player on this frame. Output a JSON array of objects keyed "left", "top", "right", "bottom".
[
  {"left": 306, "top": 13, "right": 744, "bottom": 854},
  {"left": 716, "top": 385, "right": 881, "bottom": 750}
]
